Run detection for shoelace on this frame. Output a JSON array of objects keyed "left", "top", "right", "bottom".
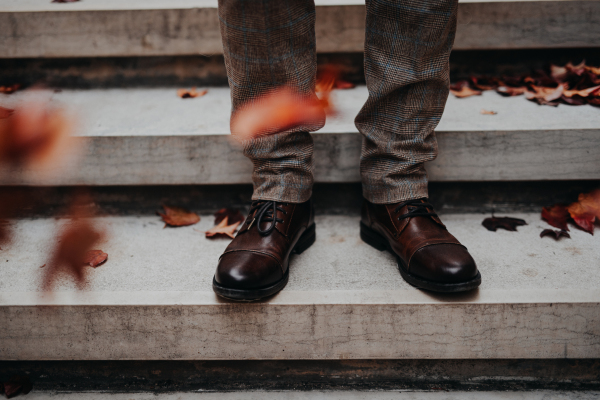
[
  {"left": 247, "top": 200, "right": 287, "bottom": 236},
  {"left": 394, "top": 199, "right": 438, "bottom": 221}
]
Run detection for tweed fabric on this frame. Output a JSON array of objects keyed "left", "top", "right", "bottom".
[
  {"left": 218, "top": 0, "right": 324, "bottom": 202},
  {"left": 356, "top": 0, "right": 458, "bottom": 203},
  {"left": 218, "top": 0, "right": 458, "bottom": 204}
]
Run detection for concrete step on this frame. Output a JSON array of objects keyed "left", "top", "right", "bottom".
[
  {"left": 1, "top": 212, "right": 599, "bottom": 360},
  {"left": 16, "top": 391, "right": 600, "bottom": 399},
  {"left": 2, "top": 86, "right": 599, "bottom": 186},
  {"left": 1, "top": 0, "right": 599, "bottom": 59}
]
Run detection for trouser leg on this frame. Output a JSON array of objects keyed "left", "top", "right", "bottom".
[
  {"left": 218, "top": 0, "right": 322, "bottom": 203},
  {"left": 355, "top": 0, "right": 458, "bottom": 204}
]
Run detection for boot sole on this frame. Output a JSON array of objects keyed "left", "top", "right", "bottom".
[
  {"left": 360, "top": 222, "right": 481, "bottom": 293},
  {"left": 212, "top": 224, "right": 316, "bottom": 301}
]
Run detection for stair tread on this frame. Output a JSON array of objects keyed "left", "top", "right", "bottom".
[
  {"left": 4, "top": 86, "right": 600, "bottom": 138},
  {"left": 2, "top": 212, "right": 598, "bottom": 299}
]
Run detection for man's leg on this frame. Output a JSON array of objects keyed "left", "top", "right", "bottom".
[
  {"left": 357, "top": 0, "right": 482, "bottom": 292},
  {"left": 213, "top": 0, "right": 320, "bottom": 300},
  {"left": 219, "top": 0, "right": 323, "bottom": 203}
]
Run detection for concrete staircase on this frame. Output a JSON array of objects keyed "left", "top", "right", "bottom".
[{"left": 1, "top": 0, "right": 600, "bottom": 389}]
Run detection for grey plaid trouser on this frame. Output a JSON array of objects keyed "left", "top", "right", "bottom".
[{"left": 219, "top": 0, "right": 458, "bottom": 204}]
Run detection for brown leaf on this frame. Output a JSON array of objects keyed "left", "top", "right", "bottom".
[
  {"left": 496, "top": 86, "right": 527, "bottom": 97},
  {"left": 567, "top": 189, "right": 600, "bottom": 234},
  {"left": 177, "top": 87, "right": 207, "bottom": 99},
  {"left": 541, "top": 204, "right": 570, "bottom": 231},
  {"left": 563, "top": 85, "right": 600, "bottom": 98},
  {"left": 52, "top": 0, "right": 81, "bottom": 3},
  {"left": 482, "top": 216, "right": 527, "bottom": 232},
  {"left": 40, "top": 264, "right": 46, "bottom": 268},
  {"left": 469, "top": 76, "right": 500, "bottom": 91},
  {"left": 83, "top": 249, "right": 108, "bottom": 268},
  {"left": 43, "top": 218, "right": 103, "bottom": 290},
  {"left": 0, "top": 102, "right": 76, "bottom": 170},
  {"left": 206, "top": 217, "right": 241, "bottom": 239},
  {"left": 42, "top": 194, "right": 104, "bottom": 291},
  {"left": 480, "top": 109, "right": 497, "bottom": 115},
  {"left": 158, "top": 205, "right": 200, "bottom": 227},
  {"left": 450, "top": 85, "right": 482, "bottom": 98},
  {"left": 0, "top": 84, "right": 21, "bottom": 94},
  {"left": 214, "top": 208, "right": 245, "bottom": 226},
  {"left": 0, "top": 106, "right": 14, "bottom": 119},
  {"left": 230, "top": 86, "right": 327, "bottom": 140},
  {"left": 525, "top": 84, "right": 564, "bottom": 106},
  {"left": 3, "top": 375, "right": 32, "bottom": 398},
  {"left": 540, "top": 229, "right": 570, "bottom": 241}
]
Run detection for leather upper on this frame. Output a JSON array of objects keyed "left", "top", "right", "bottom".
[
  {"left": 361, "top": 199, "right": 478, "bottom": 283},
  {"left": 214, "top": 199, "right": 314, "bottom": 289}
]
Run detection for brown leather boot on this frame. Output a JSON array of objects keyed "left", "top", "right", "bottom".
[
  {"left": 360, "top": 198, "right": 481, "bottom": 292},
  {"left": 213, "top": 199, "right": 315, "bottom": 301}
]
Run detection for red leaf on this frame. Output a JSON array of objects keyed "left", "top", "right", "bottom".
[
  {"left": 42, "top": 195, "right": 104, "bottom": 291},
  {"left": 158, "top": 205, "right": 200, "bottom": 227},
  {"left": 541, "top": 204, "right": 570, "bottom": 231},
  {"left": 571, "top": 214, "right": 595, "bottom": 234},
  {"left": 206, "top": 217, "right": 241, "bottom": 239},
  {"left": 230, "top": 87, "right": 327, "bottom": 140},
  {"left": 540, "top": 229, "right": 570, "bottom": 241},
  {"left": 4, "top": 375, "right": 32, "bottom": 398},
  {"left": 0, "top": 102, "right": 76, "bottom": 170},
  {"left": 482, "top": 216, "right": 527, "bottom": 232},
  {"left": 83, "top": 249, "right": 108, "bottom": 268},
  {"left": 214, "top": 208, "right": 245, "bottom": 226}
]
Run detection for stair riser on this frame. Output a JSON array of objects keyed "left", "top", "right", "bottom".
[
  {"left": 1, "top": 294, "right": 598, "bottom": 360},
  {"left": 1, "top": 359, "right": 599, "bottom": 391},
  {"left": 5, "top": 130, "right": 599, "bottom": 186},
  {"left": 1, "top": 1, "right": 599, "bottom": 59}
]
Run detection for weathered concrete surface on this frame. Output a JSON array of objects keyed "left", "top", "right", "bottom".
[
  {"left": 0, "top": 213, "right": 599, "bottom": 360},
  {"left": 2, "top": 87, "right": 598, "bottom": 185},
  {"left": 1, "top": 0, "right": 599, "bottom": 58},
  {"left": 17, "top": 391, "right": 600, "bottom": 400}
]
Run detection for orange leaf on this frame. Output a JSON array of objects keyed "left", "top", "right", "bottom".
[
  {"left": 496, "top": 86, "right": 527, "bottom": 97},
  {"left": 158, "top": 205, "right": 200, "bottom": 227},
  {"left": 450, "top": 86, "right": 482, "bottom": 98},
  {"left": 83, "top": 249, "right": 108, "bottom": 268},
  {"left": 206, "top": 216, "right": 241, "bottom": 239},
  {"left": 480, "top": 109, "right": 497, "bottom": 115},
  {"left": 177, "top": 87, "right": 207, "bottom": 99},
  {"left": 0, "top": 102, "right": 76, "bottom": 170},
  {"left": 563, "top": 85, "right": 600, "bottom": 98},
  {"left": 0, "top": 84, "right": 21, "bottom": 94},
  {"left": 567, "top": 189, "right": 600, "bottom": 234},
  {"left": 230, "top": 87, "right": 326, "bottom": 140}
]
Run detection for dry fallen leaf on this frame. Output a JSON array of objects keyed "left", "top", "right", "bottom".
[
  {"left": 0, "top": 102, "right": 76, "bottom": 170},
  {"left": 52, "top": 0, "right": 81, "bottom": 3},
  {"left": 42, "top": 218, "right": 104, "bottom": 290},
  {"left": 177, "top": 87, "right": 207, "bottom": 99},
  {"left": 540, "top": 229, "right": 570, "bottom": 241},
  {"left": 3, "top": 375, "right": 32, "bottom": 398},
  {"left": 567, "top": 189, "right": 600, "bottom": 235},
  {"left": 0, "top": 84, "right": 21, "bottom": 94},
  {"left": 541, "top": 204, "right": 570, "bottom": 231},
  {"left": 214, "top": 208, "right": 245, "bottom": 226},
  {"left": 450, "top": 84, "right": 482, "bottom": 98},
  {"left": 230, "top": 86, "right": 327, "bottom": 140},
  {"left": 206, "top": 217, "right": 241, "bottom": 239},
  {"left": 480, "top": 109, "right": 497, "bottom": 115},
  {"left": 0, "top": 106, "right": 14, "bottom": 119},
  {"left": 83, "top": 249, "right": 108, "bottom": 268},
  {"left": 158, "top": 205, "right": 200, "bottom": 227},
  {"left": 482, "top": 216, "right": 527, "bottom": 232}
]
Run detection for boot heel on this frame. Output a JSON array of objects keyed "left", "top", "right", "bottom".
[
  {"left": 293, "top": 224, "right": 316, "bottom": 254},
  {"left": 360, "top": 222, "right": 388, "bottom": 251}
]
